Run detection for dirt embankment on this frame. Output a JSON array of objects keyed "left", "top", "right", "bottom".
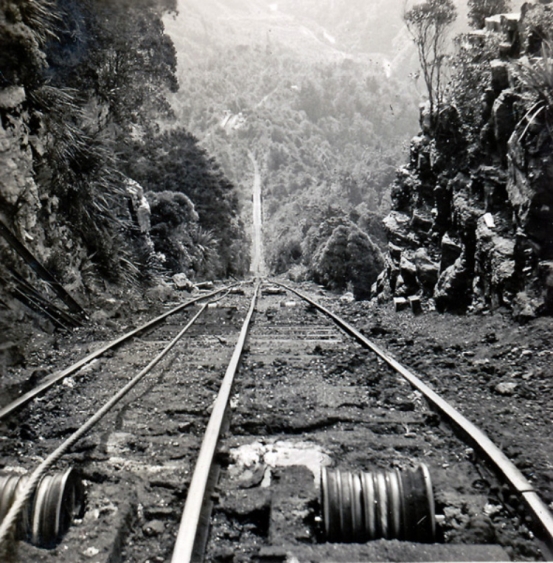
[{"left": 334, "top": 297, "right": 553, "bottom": 508}]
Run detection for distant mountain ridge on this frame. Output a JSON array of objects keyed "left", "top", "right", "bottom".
[
  {"left": 168, "top": 0, "right": 411, "bottom": 54},
  {"left": 167, "top": 0, "right": 527, "bottom": 64},
  {"left": 165, "top": 0, "right": 418, "bottom": 80},
  {"left": 167, "top": 0, "right": 527, "bottom": 82},
  {"left": 165, "top": 0, "right": 357, "bottom": 68}
]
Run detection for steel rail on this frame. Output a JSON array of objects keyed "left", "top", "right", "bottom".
[
  {"left": 171, "top": 282, "right": 260, "bottom": 563},
  {"left": 274, "top": 281, "right": 553, "bottom": 555},
  {"left": 0, "top": 301, "right": 211, "bottom": 553},
  {"left": 0, "top": 218, "right": 86, "bottom": 318},
  {"left": 0, "top": 283, "right": 241, "bottom": 422},
  {"left": 3, "top": 267, "right": 83, "bottom": 328}
]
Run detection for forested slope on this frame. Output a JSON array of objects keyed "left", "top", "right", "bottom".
[{"left": 165, "top": 0, "right": 420, "bottom": 297}]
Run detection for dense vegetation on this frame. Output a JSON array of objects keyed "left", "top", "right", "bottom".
[
  {"left": 170, "top": 27, "right": 417, "bottom": 294},
  {"left": 121, "top": 129, "right": 248, "bottom": 278},
  {"left": 0, "top": 0, "right": 247, "bottom": 301}
]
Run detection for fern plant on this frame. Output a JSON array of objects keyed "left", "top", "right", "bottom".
[
  {"left": 188, "top": 226, "right": 220, "bottom": 279},
  {"left": 31, "top": 85, "right": 136, "bottom": 283},
  {"left": 514, "top": 42, "right": 553, "bottom": 140}
]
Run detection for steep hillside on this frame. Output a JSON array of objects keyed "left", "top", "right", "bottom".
[
  {"left": 165, "top": 0, "right": 345, "bottom": 70},
  {"left": 0, "top": 0, "right": 248, "bottom": 354},
  {"left": 374, "top": 3, "right": 553, "bottom": 320},
  {"left": 164, "top": 0, "right": 422, "bottom": 295}
]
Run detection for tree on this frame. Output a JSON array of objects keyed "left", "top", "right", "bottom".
[
  {"left": 47, "top": 0, "right": 178, "bottom": 131},
  {"left": 468, "top": 0, "right": 511, "bottom": 30},
  {"left": 311, "top": 222, "right": 384, "bottom": 299},
  {"left": 404, "top": 0, "right": 457, "bottom": 128},
  {"left": 123, "top": 128, "right": 249, "bottom": 277}
]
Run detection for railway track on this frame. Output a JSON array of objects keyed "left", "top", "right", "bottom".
[{"left": 0, "top": 280, "right": 551, "bottom": 562}]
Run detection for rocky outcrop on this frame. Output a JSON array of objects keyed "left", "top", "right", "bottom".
[
  {"left": 0, "top": 88, "right": 40, "bottom": 237},
  {"left": 127, "top": 179, "right": 152, "bottom": 234},
  {"left": 374, "top": 5, "right": 553, "bottom": 319},
  {"left": 0, "top": 88, "right": 160, "bottom": 310}
]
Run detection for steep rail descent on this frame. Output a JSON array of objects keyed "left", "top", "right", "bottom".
[
  {"left": 0, "top": 282, "right": 552, "bottom": 562},
  {"left": 248, "top": 152, "right": 266, "bottom": 278}
]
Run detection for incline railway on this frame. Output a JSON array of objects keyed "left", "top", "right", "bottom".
[{"left": 0, "top": 279, "right": 552, "bottom": 562}]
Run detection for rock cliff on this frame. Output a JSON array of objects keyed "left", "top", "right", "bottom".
[{"left": 374, "top": 2, "right": 553, "bottom": 320}]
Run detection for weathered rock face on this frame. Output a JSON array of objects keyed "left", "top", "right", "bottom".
[
  {"left": 507, "top": 131, "right": 553, "bottom": 259},
  {"left": 127, "top": 179, "right": 152, "bottom": 234},
  {"left": 0, "top": 88, "right": 40, "bottom": 236},
  {"left": 0, "top": 87, "right": 97, "bottom": 304},
  {"left": 374, "top": 7, "right": 553, "bottom": 319},
  {"left": 434, "top": 256, "right": 471, "bottom": 312},
  {"left": 0, "top": 88, "right": 159, "bottom": 307}
]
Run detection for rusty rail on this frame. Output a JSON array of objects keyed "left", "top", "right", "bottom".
[
  {"left": 0, "top": 302, "right": 211, "bottom": 553},
  {"left": 274, "top": 281, "right": 553, "bottom": 557},
  {"left": 0, "top": 283, "right": 242, "bottom": 422},
  {"left": 171, "top": 282, "right": 260, "bottom": 563}
]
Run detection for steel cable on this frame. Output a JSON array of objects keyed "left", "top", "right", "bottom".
[{"left": 0, "top": 290, "right": 231, "bottom": 553}]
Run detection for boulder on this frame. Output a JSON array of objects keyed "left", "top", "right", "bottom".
[
  {"left": 395, "top": 274, "right": 407, "bottom": 297},
  {"left": 490, "top": 60, "right": 510, "bottom": 92},
  {"left": 399, "top": 255, "right": 419, "bottom": 293},
  {"left": 375, "top": 274, "right": 392, "bottom": 303},
  {"left": 173, "top": 273, "right": 194, "bottom": 291},
  {"left": 494, "top": 381, "right": 518, "bottom": 396},
  {"left": 0, "top": 86, "right": 26, "bottom": 109},
  {"left": 383, "top": 211, "right": 416, "bottom": 248},
  {"left": 340, "top": 292, "right": 355, "bottom": 303},
  {"left": 388, "top": 243, "right": 402, "bottom": 263},
  {"left": 441, "top": 234, "right": 463, "bottom": 272},
  {"left": 146, "top": 284, "right": 174, "bottom": 302},
  {"left": 386, "top": 256, "right": 400, "bottom": 292},
  {"left": 414, "top": 248, "right": 439, "bottom": 293},
  {"left": 475, "top": 218, "right": 516, "bottom": 306},
  {"left": 411, "top": 210, "right": 433, "bottom": 234},
  {"left": 375, "top": 269, "right": 387, "bottom": 292},
  {"left": 512, "top": 291, "right": 544, "bottom": 321},
  {"left": 434, "top": 257, "right": 471, "bottom": 311}
]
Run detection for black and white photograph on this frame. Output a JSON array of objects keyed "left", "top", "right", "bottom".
[{"left": 1, "top": 0, "right": 553, "bottom": 561}]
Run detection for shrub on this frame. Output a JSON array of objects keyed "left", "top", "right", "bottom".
[
  {"left": 467, "top": 0, "right": 511, "bottom": 30},
  {"left": 514, "top": 41, "right": 553, "bottom": 140},
  {"left": 311, "top": 222, "right": 384, "bottom": 299}
]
